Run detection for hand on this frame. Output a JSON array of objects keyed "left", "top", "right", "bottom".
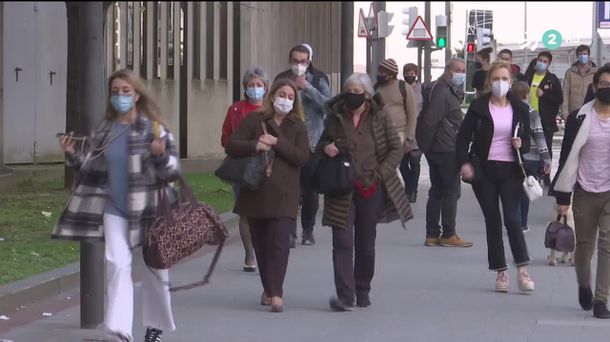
[
  {"left": 256, "top": 141, "right": 272, "bottom": 152},
  {"left": 293, "top": 76, "right": 310, "bottom": 90},
  {"left": 259, "top": 133, "right": 278, "bottom": 146},
  {"left": 59, "top": 132, "right": 76, "bottom": 155},
  {"left": 543, "top": 164, "right": 551, "bottom": 175},
  {"left": 403, "top": 140, "right": 413, "bottom": 154},
  {"left": 537, "top": 88, "right": 544, "bottom": 97},
  {"left": 151, "top": 138, "right": 166, "bottom": 156},
  {"left": 460, "top": 163, "right": 474, "bottom": 182},
  {"left": 557, "top": 205, "right": 570, "bottom": 217},
  {"left": 324, "top": 143, "right": 339, "bottom": 157},
  {"left": 512, "top": 137, "right": 522, "bottom": 149}
]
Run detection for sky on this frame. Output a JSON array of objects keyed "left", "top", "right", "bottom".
[{"left": 353, "top": 1, "right": 595, "bottom": 78}]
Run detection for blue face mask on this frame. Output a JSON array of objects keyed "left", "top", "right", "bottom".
[
  {"left": 451, "top": 73, "right": 466, "bottom": 87},
  {"left": 536, "top": 61, "right": 548, "bottom": 72},
  {"left": 578, "top": 54, "right": 589, "bottom": 64},
  {"left": 246, "top": 86, "right": 265, "bottom": 101},
  {"left": 110, "top": 94, "right": 134, "bottom": 114}
]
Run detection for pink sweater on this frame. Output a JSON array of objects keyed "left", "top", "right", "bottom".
[{"left": 488, "top": 102, "right": 515, "bottom": 162}]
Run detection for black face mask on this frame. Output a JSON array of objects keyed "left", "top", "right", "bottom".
[
  {"left": 377, "top": 75, "right": 389, "bottom": 84},
  {"left": 596, "top": 87, "right": 610, "bottom": 104},
  {"left": 344, "top": 92, "right": 366, "bottom": 110},
  {"left": 404, "top": 75, "right": 416, "bottom": 84},
  {"left": 473, "top": 61, "right": 482, "bottom": 69}
]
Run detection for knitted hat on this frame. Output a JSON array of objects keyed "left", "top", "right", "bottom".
[{"left": 378, "top": 58, "right": 399, "bottom": 75}]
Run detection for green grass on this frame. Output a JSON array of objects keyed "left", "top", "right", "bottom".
[{"left": 0, "top": 165, "right": 234, "bottom": 286}]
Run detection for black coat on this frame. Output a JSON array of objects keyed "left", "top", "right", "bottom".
[
  {"left": 456, "top": 92, "right": 531, "bottom": 167},
  {"left": 526, "top": 71, "right": 563, "bottom": 132}
]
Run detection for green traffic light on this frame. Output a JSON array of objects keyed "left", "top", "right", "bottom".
[{"left": 437, "top": 37, "right": 446, "bottom": 48}]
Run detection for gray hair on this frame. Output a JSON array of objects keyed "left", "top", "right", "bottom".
[
  {"left": 445, "top": 57, "right": 465, "bottom": 72},
  {"left": 343, "top": 73, "right": 375, "bottom": 98},
  {"left": 242, "top": 66, "right": 270, "bottom": 90}
]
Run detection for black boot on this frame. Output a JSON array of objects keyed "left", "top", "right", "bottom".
[
  {"left": 144, "top": 328, "right": 163, "bottom": 342},
  {"left": 579, "top": 286, "right": 593, "bottom": 311},
  {"left": 593, "top": 300, "right": 610, "bottom": 319},
  {"left": 356, "top": 292, "right": 371, "bottom": 307}
]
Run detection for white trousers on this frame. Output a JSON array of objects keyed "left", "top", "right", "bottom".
[{"left": 103, "top": 213, "right": 176, "bottom": 339}]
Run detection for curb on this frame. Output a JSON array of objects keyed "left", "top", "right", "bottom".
[{"left": 0, "top": 212, "right": 238, "bottom": 314}]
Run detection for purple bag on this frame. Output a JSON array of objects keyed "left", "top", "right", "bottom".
[{"left": 545, "top": 215, "right": 575, "bottom": 253}]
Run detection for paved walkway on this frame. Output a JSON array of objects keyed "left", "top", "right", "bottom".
[{"left": 2, "top": 148, "right": 609, "bottom": 341}]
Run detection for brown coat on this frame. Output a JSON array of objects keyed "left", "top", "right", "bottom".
[
  {"left": 226, "top": 111, "right": 310, "bottom": 219},
  {"left": 318, "top": 95, "right": 413, "bottom": 229}
]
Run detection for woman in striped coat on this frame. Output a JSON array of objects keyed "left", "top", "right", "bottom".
[
  {"left": 54, "top": 69, "right": 181, "bottom": 342},
  {"left": 318, "top": 73, "right": 412, "bottom": 311}
]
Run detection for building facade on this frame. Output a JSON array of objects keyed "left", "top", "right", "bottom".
[{"left": 0, "top": 1, "right": 342, "bottom": 164}]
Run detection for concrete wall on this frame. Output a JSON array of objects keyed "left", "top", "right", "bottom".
[
  {"left": 240, "top": 2, "right": 342, "bottom": 94},
  {"left": 0, "top": 2, "right": 343, "bottom": 163}
]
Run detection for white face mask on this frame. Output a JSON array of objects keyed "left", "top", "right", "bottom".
[
  {"left": 291, "top": 64, "right": 308, "bottom": 77},
  {"left": 491, "top": 80, "right": 510, "bottom": 98},
  {"left": 273, "top": 96, "right": 294, "bottom": 115}
]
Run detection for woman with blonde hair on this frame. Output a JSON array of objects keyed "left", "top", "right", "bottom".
[
  {"left": 457, "top": 62, "right": 535, "bottom": 294},
  {"left": 54, "top": 69, "right": 181, "bottom": 341},
  {"left": 226, "top": 78, "right": 310, "bottom": 313}
]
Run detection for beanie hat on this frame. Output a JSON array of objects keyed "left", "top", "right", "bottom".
[{"left": 378, "top": 58, "right": 399, "bottom": 75}]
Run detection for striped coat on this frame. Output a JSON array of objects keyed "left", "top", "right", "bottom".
[
  {"left": 52, "top": 115, "right": 181, "bottom": 247},
  {"left": 318, "top": 95, "right": 413, "bottom": 229}
]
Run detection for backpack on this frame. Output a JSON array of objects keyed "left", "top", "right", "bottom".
[{"left": 415, "top": 82, "right": 437, "bottom": 152}]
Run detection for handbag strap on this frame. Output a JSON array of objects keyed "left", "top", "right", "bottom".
[
  {"left": 144, "top": 235, "right": 227, "bottom": 292},
  {"left": 513, "top": 122, "right": 528, "bottom": 179},
  {"left": 261, "top": 120, "right": 274, "bottom": 177}
]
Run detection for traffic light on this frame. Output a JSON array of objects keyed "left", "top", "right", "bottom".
[
  {"left": 400, "top": 7, "right": 417, "bottom": 36},
  {"left": 466, "top": 42, "right": 476, "bottom": 53},
  {"left": 377, "top": 10, "right": 395, "bottom": 38},
  {"left": 476, "top": 27, "right": 492, "bottom": 50},
  {"left": 435, "top": 15, "right": 447, "bottom": 49}
]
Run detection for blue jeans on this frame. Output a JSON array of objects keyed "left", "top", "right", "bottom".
[{"left": 519, "top": 160, "right": 542, "bottom": 227}]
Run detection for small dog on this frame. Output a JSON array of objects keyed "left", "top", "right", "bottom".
[{"left": 548, "top": 203, "right": 575, "bottom": 266}]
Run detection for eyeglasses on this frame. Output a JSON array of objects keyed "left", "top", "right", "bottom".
[{"left": 598, "top": 81, "right": 610, "bottom": 88}]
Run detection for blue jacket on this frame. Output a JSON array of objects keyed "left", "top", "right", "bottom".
[{"left": 275, "top": 68, "right": 332, "bottom": 151}]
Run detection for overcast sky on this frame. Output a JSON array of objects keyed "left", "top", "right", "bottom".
[{"left": 353, "top": 1, "right": 594, "bottom": 76}]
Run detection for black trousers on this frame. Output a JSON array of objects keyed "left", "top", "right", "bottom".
[
  {"left": 472, "top": 161, "right": 531, "bottom": 271},
  {"left": 298, "top": 152, "right": 320, "bottom": 237},
  {"left": 400, "top": 152, "right": 421, "bottom": 195},
  {"left": 248, "top": 217, "right": 294, "bottom": 297},
  {"left": 425, "top": 152, "right": 461, "bottom": 238},
  {"left": 332, "top": 187, "right": 384, "bottom": 305}
]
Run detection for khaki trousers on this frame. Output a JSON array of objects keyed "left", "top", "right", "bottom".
[{"left": 573, "top": 185, "right": 610, "bottom": 303}]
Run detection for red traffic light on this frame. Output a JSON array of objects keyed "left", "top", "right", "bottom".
[{"left": 466, "top": 42, "right": 476, "bottom": 53}]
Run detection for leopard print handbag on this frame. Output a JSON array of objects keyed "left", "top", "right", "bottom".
[{"left": 143, "top": 175, "right": 229, "bottom": 290}]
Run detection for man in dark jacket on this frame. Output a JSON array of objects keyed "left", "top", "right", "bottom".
[
  {"left": 497, "top": 48, "right": 526, "bottom": 82},
  {"left": 525, "top": 51, "right": 563, "bottom": 186},
  {"left": 416, "top": 58, "right": 473, "bottom": 248}
]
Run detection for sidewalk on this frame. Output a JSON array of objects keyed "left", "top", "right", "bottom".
[{"left": 2, "top": 147, "right": 609, "bottom": 341}]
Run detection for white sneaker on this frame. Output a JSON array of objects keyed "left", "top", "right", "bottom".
[
  {"left": 496, "top": 270, "right": 509, "bottom": 292},
  {"left": 518, "top": 270, "right": 535, "bottom": 292}
]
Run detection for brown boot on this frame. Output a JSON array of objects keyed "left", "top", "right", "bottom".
[
  {"left": 440, "top": 235, "right": 473, "bottom": 247},
  {"left": 424, "top": 237, "right": 441, "bottom": 246}
]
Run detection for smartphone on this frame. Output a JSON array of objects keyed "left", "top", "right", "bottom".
[{"left": 56, "top": 133, "right": 86, "bottom": 141}]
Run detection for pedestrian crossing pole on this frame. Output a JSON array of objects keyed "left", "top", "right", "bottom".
[{"left": 66, "top": 1, "right": 108, "bottom": 329}]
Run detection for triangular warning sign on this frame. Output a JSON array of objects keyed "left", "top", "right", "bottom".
[
  {"left": 358, "top": 8, "right": 370, "bottom": 38},
  {"left": 406, "top": 16, "right": 433, "bottom": 41}
]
